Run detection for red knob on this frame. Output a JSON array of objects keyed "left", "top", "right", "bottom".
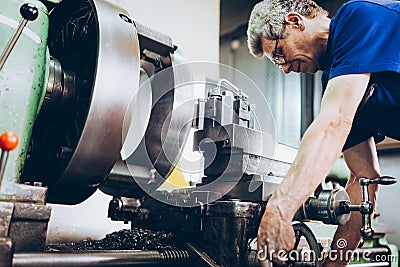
[{"left": 0, "top": 132, "right": 19, "bottom": 151}]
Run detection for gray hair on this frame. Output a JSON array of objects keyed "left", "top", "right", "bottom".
[{"left": 247, "top": 0, "right": 328, "bottom": 58}]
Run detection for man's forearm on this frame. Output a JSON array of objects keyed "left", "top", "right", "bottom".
[
  {"left": 268, "top": 74, "right": 370, "bottom": 218},
  {"left": 269, "top": 114, "right": 352, "bottom": 218}
]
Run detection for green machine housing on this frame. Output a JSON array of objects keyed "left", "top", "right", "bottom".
[{"left": 0, "top": 0, "right": 49, "bottom": 202}]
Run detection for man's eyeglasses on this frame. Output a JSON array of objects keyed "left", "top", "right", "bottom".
[{"left": 271, "top": 36, "right": 286, "bottom": 65}]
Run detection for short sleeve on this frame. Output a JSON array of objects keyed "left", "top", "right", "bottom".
[{"left": 329, "top": 1, "right": 400, "bottom": 79}]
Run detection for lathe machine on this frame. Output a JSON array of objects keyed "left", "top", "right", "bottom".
[{"left": 0, "top": 0, "right": 398, "bottom": 266}]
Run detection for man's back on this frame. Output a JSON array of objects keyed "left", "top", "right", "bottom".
[{"left": 319, "top": 0, "right": 400, "bottom": 150}]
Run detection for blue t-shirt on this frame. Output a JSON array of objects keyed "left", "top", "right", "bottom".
[{"left": 319, "top": 0, "right": 400, "bottom": 151}]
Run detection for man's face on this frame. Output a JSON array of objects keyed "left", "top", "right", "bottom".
[{"left": 261, "top": 29, "right": 321, "bottom": 74}]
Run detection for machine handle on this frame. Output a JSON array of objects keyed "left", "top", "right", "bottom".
[
  {"left": 340, "top": 202, "right": 374, "bottom": 239},
  {"left": 361, "top": 217, "right": 374, "bottom": 239},
  {"left": 0, "top": 131, "right": 19, "bottom": 151},
  {"left": 0, "top": 132, "right": 19, "bottom": 188},
  {"left": 288, "top": 221, "right": 322, "bottom": 267},
  {"left": 357, "top": 176, "right": 397, "bottom": 238},
  {"left": 314, "top": 176, "right": 397, "bottom": 238},
  {"left": 0, "top": 3, "right": 38, "bottom": 70},
  {"left": 375, "top": 176, "right": 397, "bottom": 185},
  {"left": 359, "top": 176, "right": 397, "bottom": 186},
  {"left": 20, "top": 3, "right": 39, "bottom": 21}
]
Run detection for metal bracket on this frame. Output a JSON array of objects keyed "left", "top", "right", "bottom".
[
  {"left": 0, "top": 202, "right": 14, "bottom": 237},
  {"left": 0, "top": 237, "right": 14, "bottom": 267},
  {"left": 0, "top": 202, "right": 14, "bottom": 267}
]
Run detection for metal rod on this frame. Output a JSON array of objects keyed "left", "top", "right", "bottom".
[
  {"left": 360, "top": 182, "right": 374, "bottom": 238},
  {"left": 13, "top": 249, "right": 190, "bottom": 267},
  {"left": 185, "top": 243, "right": 220, "bottom": 267},
  {"left": 347, "top": 204, "right": 361, "bottom": 212},
  {"left": 362, "top": 183, "right": 369, "bottom": 203},
  {"left": 0, "top": 3, "right": 38, "bottom": 71},
  {"left": 13, "top": 251, "right": 162, "bottom": 267},
  {"left": 0, "top": 18, "right": 28, "bottom": 71},
  {"left": 0, "top": 151, "right": 9, "bottom": 187},
  {"left": 356, "top": 247, "right": 390, "bottom": 254},
  {"left": 344, "top": 263, "right": 389, "bottom": 267},
  {"left": 216, "top": 78, "right": 242, "bottom": 96}
]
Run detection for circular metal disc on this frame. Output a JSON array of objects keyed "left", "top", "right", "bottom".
[
  {"left": 25, "top": 0, "right": 140, "bottom": 204},
  {"left": 101, "top": 51, "right": 195, "bottom": 197}
]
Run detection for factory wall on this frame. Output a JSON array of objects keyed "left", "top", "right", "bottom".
[
  {"left": 47, "top": 0, "right": 220, "bottom": 243},
  {"left": 376, "top": 151, "right": 400, "bottom": 248},
  {"left": 220, "top": 35, "right": 301, "bottom": 148},
  {"left": 115, "top": 0, "right": 220, "bottom": 63}
]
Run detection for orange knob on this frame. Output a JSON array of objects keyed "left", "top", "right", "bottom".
[{"left": 0, "top": 132, "right": 19, "bottom": 151}]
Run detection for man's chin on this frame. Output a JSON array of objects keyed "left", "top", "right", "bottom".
[
  {"left": 300, "top": 62, "right": 320, "bottom": 74},
  {"left": 304, "top": 69, "right": 319, "bottom": 74},
  {"left": 302, "top": 66, "right": 320, "bottom": 74}
]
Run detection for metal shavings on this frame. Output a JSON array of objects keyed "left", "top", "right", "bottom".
[{"left": 47, "top": 228, "right": 178, "bottom": 252}]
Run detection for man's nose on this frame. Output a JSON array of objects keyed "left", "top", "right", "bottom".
[{"left": 279, "top": 62, "right": 291, "bottom": 74}]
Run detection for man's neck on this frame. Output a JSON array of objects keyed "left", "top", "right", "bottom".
[
  {"left": 311, "top": 15, "right": 331, "bottom": 68},
  {"left": 313, "top": 15, "right": 331, "bottom": 50}
]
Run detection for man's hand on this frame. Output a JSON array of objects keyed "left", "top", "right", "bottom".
[{"left": 257, "top": 197, "right": 296, "bottom": 265}]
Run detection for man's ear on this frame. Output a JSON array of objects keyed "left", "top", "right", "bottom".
[{"left": 285, "top": 12, "right": 305, "bottom": 31}]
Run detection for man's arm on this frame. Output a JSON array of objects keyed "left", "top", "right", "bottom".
[
  {"left": 324, "top": 137, "right": 380, "bottom": 267},
  {"left": 258, "top": 73, "right": 371, "bottom": 262}
]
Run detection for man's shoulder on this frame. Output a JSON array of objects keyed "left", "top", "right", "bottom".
[
  {"left": 325, "top": 0, "right": 400, "bottom": 81},
  {"left": 338, "top": 0, "right": 400, "bottom": 16},
  {"left": 332, "top": 0, "right": 400, "bottom": 32}
]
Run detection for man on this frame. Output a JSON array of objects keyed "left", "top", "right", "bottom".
[{"left": 247, "top": 0, "right": 400, "bottom": 266}]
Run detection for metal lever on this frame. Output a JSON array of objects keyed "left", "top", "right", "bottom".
[
  {"left": 358, "top": 177, "right": 374, "bottom": 238},
  {"left": 340, "top": 176, "right": 397, "bottom": 238},
  {"left": 362, "top": 176, "right": 397, "bottom": 185},
  {"left": 0, "top": 3, "right": 38, "bottom": 71},
  {"left": 0, "top": 132, "right": 19, "bottom": 188},
  {"left": 359, "top": 176, "right": 396, "bottom": 238}
]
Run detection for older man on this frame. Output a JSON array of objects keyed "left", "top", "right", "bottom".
[{"left": 247, "top": 0, "right": 400, "bottom": 266}]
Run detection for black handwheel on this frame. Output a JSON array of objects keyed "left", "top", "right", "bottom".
[{"left": 285, "top": 221, "right": 322, "bottom": 267}]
